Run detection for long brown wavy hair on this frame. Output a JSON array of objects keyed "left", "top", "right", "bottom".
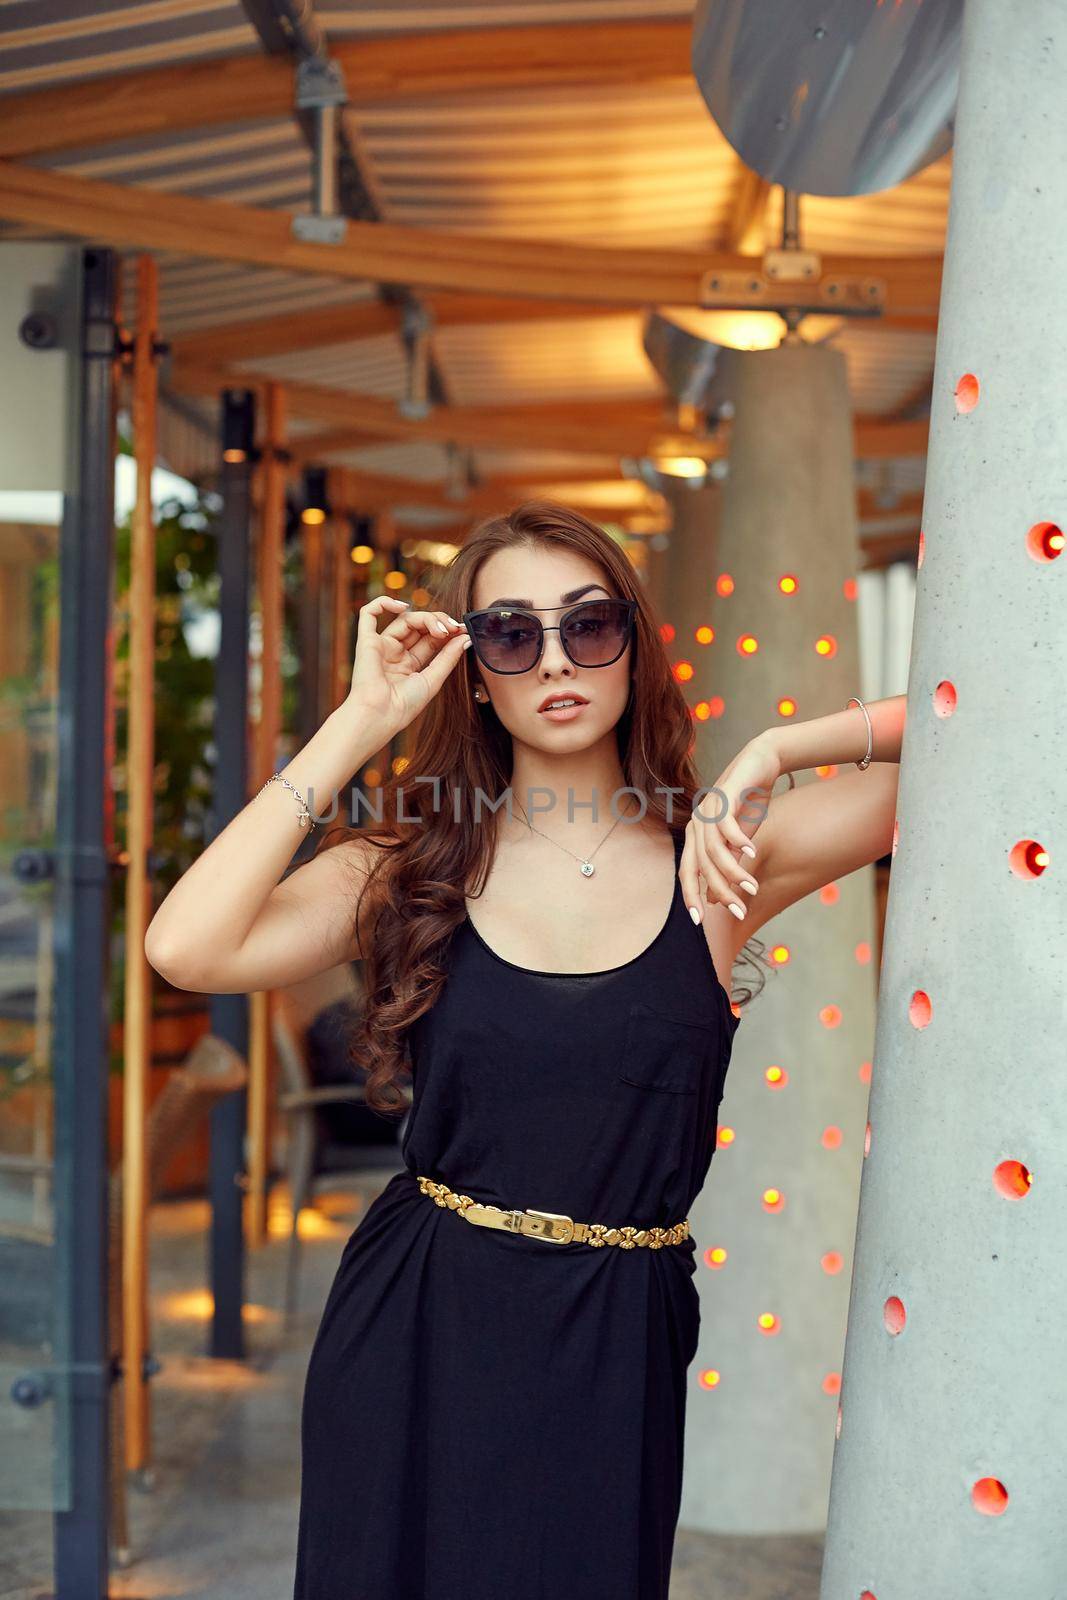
[{"left": 315, "top": 500, "right": 770, "bottom": 1113}]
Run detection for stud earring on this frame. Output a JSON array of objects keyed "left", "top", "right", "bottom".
[{"left": 473, "top": 684, "right": 488, "bottom": 703}]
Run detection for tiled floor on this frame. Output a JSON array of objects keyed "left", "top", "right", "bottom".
[{"left": 0, "top": 1170, "right": 823, "bottom": 1600}]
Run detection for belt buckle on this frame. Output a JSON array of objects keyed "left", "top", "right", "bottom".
[{"left": 519, "top": 1207, "right": 575, "bottom": 1245}]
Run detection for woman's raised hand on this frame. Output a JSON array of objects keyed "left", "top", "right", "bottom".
[
  {"left": 679, "top": 737, "right": 783, "bottom": 924},
  {"left": 348, "top": 596, "right": 472, "bottom": 735}
]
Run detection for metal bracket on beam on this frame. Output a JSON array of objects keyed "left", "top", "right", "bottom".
[
  {"left": 397, "top": 300, "right": 435, "bottom": 421},
  {"left": 699, "top": 262, "right": 885, "bottom": 318},
  {"left": 292, "top": 56, "right": 349, "bottom": 245}
]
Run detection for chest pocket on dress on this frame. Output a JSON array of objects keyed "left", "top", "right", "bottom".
[{"left": 617, "top": 1000, "right": 712, "bottom": 1095}]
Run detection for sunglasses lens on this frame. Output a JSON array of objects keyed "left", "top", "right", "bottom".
[
  {"left": 561, "top": 601, "right": 632, "bottom": 666},
  {"left": 469, "top": 610, "right": 542, "bottom": 672}
]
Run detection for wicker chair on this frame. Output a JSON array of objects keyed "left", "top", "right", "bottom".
[{"left": 272, "top": 964, "right": 411, "bottom": 1324}]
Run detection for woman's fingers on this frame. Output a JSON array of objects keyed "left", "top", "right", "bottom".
[{"left": 378, "top": 609, "right": 466, "bottom": 670}]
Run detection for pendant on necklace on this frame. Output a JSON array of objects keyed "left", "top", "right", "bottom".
[{"left": 580, "top": 861, "right": 595, "bottom": 877}]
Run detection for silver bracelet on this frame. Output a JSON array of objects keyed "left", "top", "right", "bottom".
[
  {"left": 259, "top": 772, "right": 316, "bottom": 829},
  {"left": 844, "top": 697, "right": 874, "bottom": 770}
]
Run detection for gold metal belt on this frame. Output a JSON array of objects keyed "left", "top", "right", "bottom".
[{"left": 416, "top": 1175, "right": 690, "bottom": 1249}]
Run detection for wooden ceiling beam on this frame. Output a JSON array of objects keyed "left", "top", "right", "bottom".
[
  {"left": 0, "top": 160, "right": 943, "bottom": 315},
  {"left": 0, "top": 20, "right": 691, "bottom": 162}
]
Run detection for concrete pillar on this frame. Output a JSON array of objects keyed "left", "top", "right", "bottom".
[
  {"left": 820, "top": 4, "right": 1067, "bottom": 1593},
  {"left": 677, "top": 342, "right": 877, "bottom": 1532}
]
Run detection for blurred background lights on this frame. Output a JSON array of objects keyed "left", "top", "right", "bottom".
[
  {"left": 660, "top": 622, "right": 676, "bottom": 644},
  {"left": 771, "top": 945, "right": 791, "bottom": 965},
  {"left": 695, "top": 624, "right": 715, "bottom": 644},
  {"left": 814, "top": 635, "right": 837, "bottom": 657},
  {"left": 694, "top": 701, "right": 712, "bottom": 721},
  {"left": 822, "top": 1372, "right": 842, "bottom": 1395},
  {"left": 716, "top": 1125, "right": 736, "bottom": 1148},
  {"left": 762, "top": 1188, "right": 785, "bottom": 1213},
  {"left": 698, "top": 1368, "right": 721, "bottom": 1389},
  {"left": 764, "top": 1066, "right": 788, "bottom": 1089},
  {"left": 778, "top": 574, "right": 798, "bottom": 594},
  {"left": 843, "top": 578, "right": 858, "bottom": 601},
  {"left": 821, "top": 1251, "right": 844, "bottom": 1275},
  {"left": 819, "top": 883, "right": 839, "bottom": 906},
  {"left": 859, "top": 1061, "right": 873, "bottom": 1084},
  {"left": 777, "top": 697, "right": 797, "bottom": 716},
  {"left": 351, "top": 544, "right": 374, "bottom": 564},
  {"left": 757, "top": 1312, "right": 781, "bottom": 1336},
  {"left": 737, "top": 634, "right": 759, "bottom": 655},
  {"left": 716, "top": 574, "right": 735, "bottom": 597},
  {"left": 855, "top": 941, "right": 872, "bottom": 964},
  {"left": 705, "top": 1246, "right": 728, "bottom": 1269},
  {"left": 821, "top": 1126, "right": 843, "bottom": 1150},
  {"left": 674, "top": 660, "right": 694, "bottom": 682},
  {"left": 819, "top": 1004, "right": 843, "bottom": 1028}
]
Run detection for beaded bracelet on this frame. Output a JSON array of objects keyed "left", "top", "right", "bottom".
[{"left": 258, "top": 772, "right": 316, "bottom": 828}]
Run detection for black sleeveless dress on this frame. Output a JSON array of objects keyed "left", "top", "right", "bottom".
[{"left": 293, "top": 829, "right": 741, "bottom": 1600}]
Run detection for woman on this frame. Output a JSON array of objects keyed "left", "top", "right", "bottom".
[{"left": 145, "top": 500, "right": 904, "bottom": 1600}]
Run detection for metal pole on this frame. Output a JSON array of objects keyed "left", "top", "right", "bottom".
[
  {"left": 207, "top": 389, "right": 256, "bottom": 1361},
  {"left": 51, "top": 244, "right": 118, "bottom": 1599}
]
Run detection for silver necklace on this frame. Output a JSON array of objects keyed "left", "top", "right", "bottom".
[{"left": 514, "top": 802, "right": 625, "bottom": 878}]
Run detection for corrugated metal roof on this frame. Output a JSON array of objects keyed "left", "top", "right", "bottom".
[{"left": 0, "top": 1, "right": 945, "bottom": 496}]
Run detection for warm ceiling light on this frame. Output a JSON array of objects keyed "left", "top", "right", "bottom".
[
  {"left": 301, "top": 506, "right": 326, "bottom": 526},
  {"left": 655, "top": 455, "right": 709, "bottom": 479},
  {"left": 351, "top": 544, "right": 374, "bottom": 564}
]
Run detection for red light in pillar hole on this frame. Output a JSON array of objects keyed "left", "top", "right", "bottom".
[
  {"left": 909, "top": 990, "right": 933, "bottom": 1029},
  {"left": 819, "top": 883, "right": 839, "bottom": 905},
  {"left": 836, "top": 1404, "right": 843, "bottom": 1439},
  {"left": 992, "top": 1159, "right": 1032, "bottom": 1199},
  {"left": 821, "top": 1126, "right": 843, "bottom": 1149},
  {"left": 917, "top": 529, "right": 925, "bottom": 568},
  {"left": 1009, "top": 838, "right": 1049, "bottom": 879},
  {"left": 704, "top": 1246, "right": 728, "bottom": 1269},
  {"left": 777, "top": 697, "right": 797, "bottom": 716},
  {"left": 778, "top": 574, "right": 798, "bottom": 594},
  {"left": 971, "top": 1478, "right": 1009, "bottom": 1515},
  {"left": 764, "top": 1066, "right": 788, "bottom": 1090},
  {"left": 698, "top": 1368, "right": 721, "bottom": 1389},
  {"left": 716, "top": 1125, "right": 735, "bottom": 1149},
  {"left": 822, "top": 1372, "right": 841, "bottom": 1394},
  {"left": 737, "top": 634, "right": 759, "bottom": 656},
  {"left": 819, "top": 1004, "right": 842, "bottom": 1028},
  {"left": 660, "top": 622, "right": 676, "bottom": 644},
  {"left": 859, "top": 1592, "right": 877, "bottom": 1600},
  {"left": 843, "top": 578, "right": 858, "bottom": 601},
  {"left": 756, "top": 1312, "right": 781, "bottom": 1336},
  {"left": 716, "top": 574, "right": 734, "bottom": 597},
  {"left": 707, "top": 696, "right": 725, "bottom": 718},
  {"left": 674, "top": 661, "right": 694, "bottom": 682},
  {"left": 858, "top": 1061, "right": 872, "bottom": 1084},
  {"left": 1026, "top": 521, "right": 1064, "bottom": 562},
  {"left": 695, "top": 624, "right": 714, "bottom": 644},
  {"left": 892, "top": 819, "right": 900, "bottom": 856},
  {"left": 933, "top": 679, "right": 957, "bottom": 717},
  {"left": 883, "top": 1295, "right": 906, "bottom": 1335},
  {"left": 855, "top": 941, "right": 871, "bottom": 964},
  {"left": 694, "top": 701, "right": 712, "bottom": 721},
  {"left": 762, "top": 1188, "right": 784, "bottom": 1213},
  {"left": 771, "top": 945, "right": 790, "bottom": 966},
  {"left": 864, "top": 1122, "right": 872, "bottom": 1156},
  {"left": 814, "top": 635, "right": 837, "bottom": 658},
  {"left": 954, "top": 372, "right": 980, "bottom": 413},
  {"left": 815, "top": 763, "right": 838, "bottom": 779},
  {"left": 821, "top": 1252, "right": 843, "bottom": 1275}
]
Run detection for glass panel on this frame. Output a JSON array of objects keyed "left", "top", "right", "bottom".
[{"left": 0, "top": 243, "right": 81, "bottom": 1513}]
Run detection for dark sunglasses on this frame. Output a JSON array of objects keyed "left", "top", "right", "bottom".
[{"left": 463, "top": 598, "right": 638, "bottom": 675}]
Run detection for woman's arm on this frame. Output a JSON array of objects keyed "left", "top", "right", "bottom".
[
  {"left": 680, "top": 694, "right": 906, "bottom": 936},
  {"left": 747, "top": 694, "right": 905, "bottom": 928},
  {"left": 144, "top": 594, "right": 471, "bottom": 994},
  {"left": 143, "top": 698, "right": 394, "bottom": 994}
]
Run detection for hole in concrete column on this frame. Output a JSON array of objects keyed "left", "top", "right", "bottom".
[
  {"left": 909, "top": 990, "right": 933, "bottom": 1029},
  {"left": 843, "top": 577, "right": 858, "bottom": 601},
  {"left": 883, "top": 1295, "right": 906, "bottom": 1335},
  {"left": 821, "top": 1252, "right": 843, "bottom": 1275},
  {"left": 822, "top": 1371, "right": 841, "bottom": 1395},
  {"left": 822, "top": 1125, "right": 843, "bottom": 1149},
  {"left": 737, "top": 633, "right": 758, "bottom": 656},
  {"left": 933, "top": 679, "right": 957, "bottom": 717},
  {"left": 764, "top": 1066, "right": 788, "bottom": 1090},
  {"left": 716, "top": 573, "right": 734, "bottom": 597},
  {"left": 954, "top": 372, "right": 980, "bottom": 412},
  {"left": 1026, "top": 520, "right": 1064, "bottom": 562},
  {"left": 815, "top": 634, "right": 837, "bottom": 658},
  {"left": 819, "top": 1003, "right": 842, "bottom": 1028},
  {"left": 864, "top": 1122, "right": 872, "bottom": 1157},
  {"left": 918, "top": 529, "right": 925, "bottom": 568},
  {"left": 1009, "top": 838, "right": 1049, "bottom": 879},
  {"left": 820, "top": 883, "right": 839, "bottom": 905},
  {"left": 835, "top": 1402, "right": 843, "bottom": 1439},
  {"left": 757, "top": 1312, "right": 781, "bottom": 1336},
  {"left": 972, "top": 1477, "right": 1008, "bottom": 1515},
  {"left": 859, "top": 1591, "right": 877, "bottom": 1600},
  {"left": 778, "top": 573, "right": 798, "bottom": 594},
  {"left": 993, "top": 1159, "right": 1032, "bottom": 1199},
  {"left": 855, "top": 940, "right": 872, "bottom": 964},
  {"left": 704, "top": 1246, "right": 728, "bottom": 1269},
  {"left": 698, "top": 1368, "right": 721, "bottom": 1390},
  {"left": 762, "top": 1187, "right": 785, "bottom": 1213},
  {"left": 892, "top": 819, "right": 899, "bottom": 856},
  {"left": 859, "top": 1061, "right": 872, "bottom": 1085}
]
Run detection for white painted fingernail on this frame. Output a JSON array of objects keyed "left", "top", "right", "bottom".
[
  {"left": 729, "top": 903, "right": 746, "bottom": 920},
  {"left": 741, "top": 844, "right": 757, "bottom": 858},
  {"left": 461, "top": 636, "right": 472, "bottom": 648},
  {"left": 436, "top": 620, "right": 449, "bottom": 634},
  {"left": 689, "top": 905, "right": 702, "bottom": 924},
  {"left": 740, "top": 879, "right": 758, "bottom": 893}
]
